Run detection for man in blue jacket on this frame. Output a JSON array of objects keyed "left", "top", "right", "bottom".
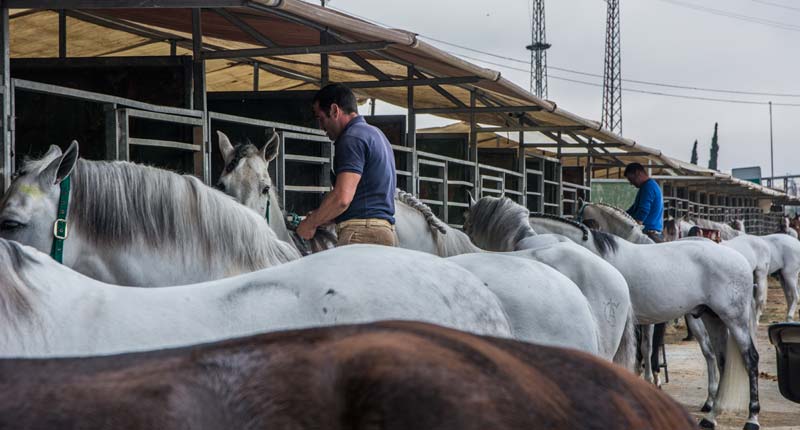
[
  {"left": 625, "top": 163, "right": 664, "bottom": 243},
  {"left": 625, "top": 162, "right": 669, "bottom": 383}
]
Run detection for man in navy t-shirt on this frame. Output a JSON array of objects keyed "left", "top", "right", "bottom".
[{"left": 297, "top": 84, "right": 397, "bottom": 246}]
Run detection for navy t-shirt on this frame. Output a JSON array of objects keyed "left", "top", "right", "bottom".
[{"left": 333, "top": 116, "right": 396, "bottom": 224}]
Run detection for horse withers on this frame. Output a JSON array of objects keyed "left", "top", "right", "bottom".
[{"left": 0, "top": 321, "right": 698, "bottom": 430}]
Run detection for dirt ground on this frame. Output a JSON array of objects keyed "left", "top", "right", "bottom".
[{"left": 660, "top": 281, "right": 800, "bottom": 430}]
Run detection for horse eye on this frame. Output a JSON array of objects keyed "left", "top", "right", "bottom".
[
  {"left": 0, "top": 220, "right": 24, "bottom": 231},
  {"left": 261, "top": 186, "right": 271, "bottom": 195},
  {"left": 216, "top": 182, "right": 227, "bottom": 192}
]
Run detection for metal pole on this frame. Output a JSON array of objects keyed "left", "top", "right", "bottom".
[
  {"left": 0, "top": 6, "right": 9, "bottom": 192},
  {"left": 406, "top": 66, "right": 417, "bottom": 196},
  {"left": 769, "top": 101, "right": 775, "bottom": 180}
]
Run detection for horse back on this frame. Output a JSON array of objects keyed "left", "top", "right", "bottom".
[{"left": 0, "top": 321, "right": 697, "bottom": 430}]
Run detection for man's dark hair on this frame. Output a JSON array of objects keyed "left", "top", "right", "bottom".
[
  {"left": 313, "top": 83, "right": 358, "bottom": 116},
  {"left": 624, "top": 163, "right": 646, "bottom": 177}
]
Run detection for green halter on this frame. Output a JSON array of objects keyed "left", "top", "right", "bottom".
[{"left": 50, "top": 176, "right": 71, "bottom": 264}]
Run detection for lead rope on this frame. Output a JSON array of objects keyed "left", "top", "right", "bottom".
[{"left": 51, "top": 176, "right": 71, "bottom": 264}]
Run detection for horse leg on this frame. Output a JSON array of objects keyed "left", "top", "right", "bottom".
[
  {"left": 639, "top": 324, "right": 655, "bottom": 384},
  {"left": 753, "top": 272, "right": 768, "bottom": 325},
  {"left": 697, "top": 314, "right": 728, "bottom": 429},
  {"left": 687, "top": 315, "right": 718, "bottom": 412},
  {"left": 780, "top": 269, "right": 799, "bottom": 321}
]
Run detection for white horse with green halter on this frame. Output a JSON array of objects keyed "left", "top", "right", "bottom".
[
  {"left": 0, "top": 142, "right": 301, "bottom": 287},
  {"left": 474, "top": 197, "right": 760, "bottom": 430}
]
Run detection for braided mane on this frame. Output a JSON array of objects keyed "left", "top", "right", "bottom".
[
  {"left": 591, "top": 202, "right": 638, "bottom": 224},
  {"left": 395, "top": 189, "right": 448, "bottom": 235},
  {"left": 529, "top": 212, "right": 590, "bottom": 241}
]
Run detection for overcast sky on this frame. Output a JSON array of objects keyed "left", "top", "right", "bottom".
[{"left": 325, "top": 0, "right": 799, "bottom": 178}]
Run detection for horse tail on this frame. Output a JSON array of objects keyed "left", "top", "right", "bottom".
[{"left": 612, "top": 306, "right": 637, "bottom": 372}]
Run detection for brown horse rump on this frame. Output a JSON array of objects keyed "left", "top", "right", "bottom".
[{"left": 0, "top": 321, "right": 697, "bottom": 430}]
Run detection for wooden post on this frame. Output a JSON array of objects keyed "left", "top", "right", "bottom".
[
  {"left": 0, "top": 6, "right": 9, "bottom": 192},
  {"left": 253, "top": 62, "right": 260, "bottom": 91},
  {"left": 191, "top": 9, "right": 209, "bottom": 184},
  {"left": 320, "top": 31, "right": 329, "bottom": 86}
]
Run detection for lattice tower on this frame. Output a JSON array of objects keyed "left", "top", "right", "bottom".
[
  {"left": 602, "top": 0, "right": 622, "bottom": 135},
  {"left": 526, "top": 0, "right": 551, "bottom": 98}
]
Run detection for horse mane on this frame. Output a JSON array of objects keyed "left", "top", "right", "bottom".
[
  {"left": 528, "top": 212, "right": 590, "bottom": 241},
  {"left": 591, "top": 230, "right": 619, "bottom": 256},
  {"left": 395, "top": 190, "right": 447, "bottom": 235},
  {"left": 39, "top": 159, "right": 301, "bottom": 270},
  {"left": 395, "top": 190, "right": 478, "bottom": 256},
  {"left": 464, "top": 196, "right": 534, "bottom": 250},
  {"left": 0, "top": 240, "right": 39, "bottom": 325},
  {"left": 528, "top": 212, "right": 619, "bottom": 256},
  {"left": 224, "top": 142, "right": 259, "bottom": 173},
  {"left": 589, "top": 202, "right": 638, "bottom": 225}
]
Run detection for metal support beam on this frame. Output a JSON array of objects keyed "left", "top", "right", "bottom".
[
  {"left": 319, "top": 30, "right": 329, "bottom": 86},
  {"left": 191, "top": 9, "right": 209, "bottom": 184},
  {"left": 344, "top": 76, "right": 481, "bottom": 89},
  {"left": 8, "top": 0, "right": 251, "bottom": 7},
  {"left": 477, "top": 125, "right": 586, "bottom": 133},
  {"left": 518, "top": 123, "right": 527, "bottom": 207},
  {"left": 253, "top": 61, "right": 259, "bottom": 91},
  {"left": 0, "top": 6, "right": 9, "bottom": 191},
  {"left": 343, "top": 52, "right": 390, "bottom": 81},
  {"left": 469, "top": 90, "right": 479, "bottom": 194},
  {"left": 414, "top": 106, "right": 543, "bottom": 115},
  {"left": 200, "top": 41, "right": 392, "bottom": 60},
  {"left": 407, "top": 66, "right": 417, "bottom": 196},
  {"left": 212, "top": 8, "right": 276, "bottom": 47},
  {"left": 58, "top": 10, "right": 67, "bottom": 58}
]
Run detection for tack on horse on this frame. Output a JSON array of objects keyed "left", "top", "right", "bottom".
[{"left": 0, "top": 321, "right": 698, "bottom": 430}]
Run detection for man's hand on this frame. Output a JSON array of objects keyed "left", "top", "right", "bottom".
[{"left": 297, "top": 218, "right": 317, "bottom": 240}]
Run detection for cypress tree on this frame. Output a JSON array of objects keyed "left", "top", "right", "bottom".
[
  {"left": 708, "top": 123, "right": 719, "bottom": 170},
  {"left": 690, "top": 140, "right": 698, "bottom": 164}
]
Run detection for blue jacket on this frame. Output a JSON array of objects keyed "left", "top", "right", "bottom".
[{"left": 627, "top": 179, "right": 663, "bottom": 232}]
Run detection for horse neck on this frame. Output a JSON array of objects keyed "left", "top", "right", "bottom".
[
  {"left": 439, "top": 225, "right": 482, "bottom": 256},
  {"left": 266, "top": 190, "right": 293, "bottom": 245}
]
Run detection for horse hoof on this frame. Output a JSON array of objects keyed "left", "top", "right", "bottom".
[
  {"left": 699, "top": 418, "right": 716, "bottom": 429},
  {"left": 700, "top": 403, "right": 712, "bottom": 413},
  {"left": 743, "top": 423, "right": 760, "bottom": 430}
]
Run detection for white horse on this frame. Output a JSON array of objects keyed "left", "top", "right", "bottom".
[
  {"left": 733, "top": 220, "right": 800, "bottom": 321},
  {"left": 692, "top": 217, "right": 745, "bottom": 240},
  {"left": 589, "top": 204, "right": 771, "bottom": 325},
  {"left": 514, "top": 203, "right": 759, "bottom": 429},
  {"left": 0, "top": 142, "right": 301, "bottom": 286},
  {"left": 0, "top": 237, "right": 611, "bottom": 359},
  {"left": 779, "top": 216, "right": 799, "bottom": 239},
  {"left": 214, "top": 134, "right": 633, "bottom": 367}
]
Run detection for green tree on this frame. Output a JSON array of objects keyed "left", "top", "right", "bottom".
[
  {"left": 690, "top": 140, "right": 698, "bottom": 164},
  {"left": 708, "top": 123, "right": 719, "bottom": 170}
]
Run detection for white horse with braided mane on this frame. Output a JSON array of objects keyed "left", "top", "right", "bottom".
[
  {"left": 215, "top": 132, "right": 635, "bottom": 369},
  {"left": 471, "top": 197, "right": 760, "bottom": 430},
  {"left": 0, "top": 143, "right": 604, "bottom": 361}
]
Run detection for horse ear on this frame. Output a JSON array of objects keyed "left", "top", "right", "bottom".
[
  {"left": 43, "top": 145, "right": 63, "bottom": 161},
  {"left": 40, "top": 141, "right": 79, "bottom": 185},
  {"left": 467, "top": 191, "right": 477, "bottom": 208},
  {"left": 217, "top": 131, "right": 235, "bottom": 165},
  {"left": 261, "top": 128, "right": 279, "bottom": 163}
]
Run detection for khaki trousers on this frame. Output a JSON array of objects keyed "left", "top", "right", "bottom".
[{"left": 336, "top": 218, "right": 398, "bottom": 247}]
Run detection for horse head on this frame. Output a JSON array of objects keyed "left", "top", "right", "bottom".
[
  {"left": 0, "top": 142, "right": 79, "bottom": 256},
  {"left": 216, "top": 130, "right": 279, "bottom": 217}
]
